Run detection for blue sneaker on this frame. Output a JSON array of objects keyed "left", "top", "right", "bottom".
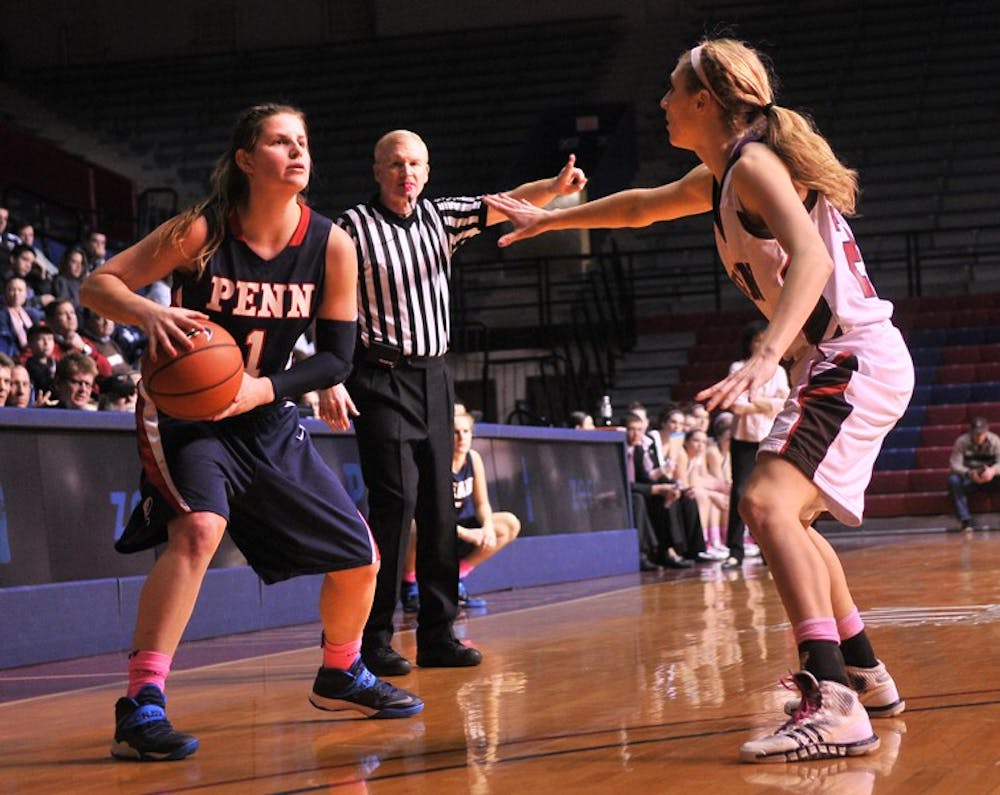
[
  {"left": 111, "top": 685, "right": 199, "bottom": 761},
  {"left": 309, "top": 657, "right": 424, "bottom": 718},
  {"left": 400, "top": 581, "right": 420, "bottom": 613},
  {"left": 458, "top": 579, "right": 487, "bottom": 609}
]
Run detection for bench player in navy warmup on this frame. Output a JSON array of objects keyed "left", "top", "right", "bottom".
[
  {"left": 81, "top": 103, "right": 422, "bottom": 762},
  {"left": 486, "top": 38, "right": 912, "bottom": 763}
]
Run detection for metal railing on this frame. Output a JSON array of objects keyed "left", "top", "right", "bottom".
[{"left": 452, "top": 223, "right": 1000, "bottom": 425}]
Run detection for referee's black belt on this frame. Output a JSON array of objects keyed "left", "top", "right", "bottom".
[{"left": 358, "top": 341, "right": 443, "bottom": 369}]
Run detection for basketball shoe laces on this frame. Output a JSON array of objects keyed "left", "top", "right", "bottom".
[{"left": 782, "top": 673, "right": 821, "bottom": 725}]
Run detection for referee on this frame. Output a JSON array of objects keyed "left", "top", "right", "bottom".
[{"left": 326, "top": 130, "right": 586, "bottom": 676}]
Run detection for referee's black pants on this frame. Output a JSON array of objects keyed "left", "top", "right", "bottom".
[{"left": 349, "top": 357, "right": 459, "bottom": 651}]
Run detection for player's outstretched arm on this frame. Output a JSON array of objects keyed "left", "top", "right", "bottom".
[
  {"left": 485, "top": 163, "right": 714, "bottom": 247},
  {"left": 483, "top": 154, "right": 588, "bottom": 227}
]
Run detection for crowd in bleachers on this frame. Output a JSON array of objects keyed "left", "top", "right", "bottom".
[
  {"left": 0, "top": 204, "right": 143, "bottom": 411},
  {"left": 569, "top": 392, "right": 776, "bottom": 570},
  {"left": 596, "top": 293, "right": 1000, "bottom": 541}
]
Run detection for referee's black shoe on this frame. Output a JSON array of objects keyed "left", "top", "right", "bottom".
[
  {"left": 417, "top": 639, "right": 482, "bottom": 668},
  {"left": 362, "top": 645, "right": 412, "bottom": 677}
]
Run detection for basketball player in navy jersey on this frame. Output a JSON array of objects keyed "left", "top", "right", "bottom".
[
  {"left": 486, "top": 38, "right": 912, "bottom": 763},
  {"left": 81, "top": 103, "right": 422, "bottom": 763}
]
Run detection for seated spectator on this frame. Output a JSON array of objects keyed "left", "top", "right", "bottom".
[
  {"left": 569, "top": 410, "right": 595, "bottom": 429},
  {"left": 948, "top": 416, "right": 1000, "bottom": 532},
  {"left": 685, "top": 402, "right": 711, "bottom": 434},
  {"left": 624, "top": 411, "right": 699, "bottom": 569},
  {"left": 82, "top": 308, "right": 134, "bottom": 373},
  {"left": 16, "top": 221, "right": 57, "bottom": 277},
  {"left": 21, "top": 324, "right": 57, "bottom": 394},
  {"left": 111, "top": 319, "right": 147, "bottom": 365},
  {"left": 51, "top": 245, "right": 87, "bottom": 316},
  {"left": 0, "top": 353, "right": 12, "bottom": 405},
  {"left": 139, "top": 275, "right": 172, "bottom": 307},
  {"left": 658, "top": 406, "right": 687, "bottom": 467},
  {"left": 49, "top": 352, "right": 98, "bottom": 410},
  {"left": 401, "top": 410, "right": 522, "bottom": 612},
  {"left": 0, "top": 276, "right": 38, "bottom": 358},
  {"left": 0, "top": 206, "right": 21, "bottom": 252},
  {"left": 4, "top": 245, "right": 48, "bottom": 318},
  {"left": 677, "top": 428, "right": 731, "bottom": 560},
  {"left": 297, "top": 389, "right": 320, "bottom": 418},
  {"left": 44, "top": 298, "right": 112, "bottom": 377},
  {"left": 97, "top": 372, "right": 138, "bottom": 412},
  {"left": 6, "top": 363, "right": 33, "bottom": 407},
  {"left": 628, "top": 400, "right": 666, "bottom": 468},
  {"left": 81, "top": 229, "right": 108, "bottom": 272}
]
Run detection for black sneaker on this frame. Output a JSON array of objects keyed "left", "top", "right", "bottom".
[
  {"left": 111, "top": 685, "right": 199, "bottom": 761},
  {"left": 310, "top": 657, "right": 424, "bottom": 718}
]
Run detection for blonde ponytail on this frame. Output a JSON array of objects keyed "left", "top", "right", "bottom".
[{"left": 687, "top": 39, "right": 858, "bottom": 215}]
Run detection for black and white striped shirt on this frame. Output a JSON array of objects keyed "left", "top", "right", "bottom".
[{"left": 336, "top": 195, "right": 486, "bottom": 357}]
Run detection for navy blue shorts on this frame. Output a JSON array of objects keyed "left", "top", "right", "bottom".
[
  {"left": 457, "top": 515, "right": 479, "bottom": 559},
  {"left": 120, "top": 393, "right": 376, "bottom": 584}
]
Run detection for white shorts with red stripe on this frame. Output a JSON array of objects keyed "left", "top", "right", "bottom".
[{"left": 759, "top": 320, "right": 914, "bottom": 526}]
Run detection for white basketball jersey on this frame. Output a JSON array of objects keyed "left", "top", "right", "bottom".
[{"left": 713, "top": 140, "right": 894, "bottom": 358}]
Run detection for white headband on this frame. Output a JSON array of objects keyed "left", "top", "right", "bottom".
[{"left": 690, "top": 45, "right": 725, "bottom": 107}]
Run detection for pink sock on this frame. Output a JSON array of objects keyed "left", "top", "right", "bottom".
[
  {"left": 459, "top": 561, "right": 474, "bottom": 580},
  {"left": 793, "top": 617, "right": 839, "bottom": 645},
  {"left": 323, "top": 637, "right": 362, "bottom": 671},
  {"left": 127, "top": 650, "right": 172, "bottom": 697},
  {"left": 836, "top": 607, "right": 865, "bottom": 641},
  {"left": 402, "top": 571, "right": 417, "bottom": 584}
]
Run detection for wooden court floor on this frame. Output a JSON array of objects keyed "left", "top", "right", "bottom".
[{"left": 1, "top": 530, "right": 998, "bottom": 794}]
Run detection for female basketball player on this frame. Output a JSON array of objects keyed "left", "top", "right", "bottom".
[
  {"left": 485, "top": 38, "right": 911, "bottom": 763},
  {"left": 82, "top": 103, "right": 422, "bottom": 762}
]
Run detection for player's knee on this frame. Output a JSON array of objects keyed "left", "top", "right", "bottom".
[
  {"left": 166, "top": 513, "right": 225, "bottom": 561},
  {"left": 326, "top": 559, "right": 379, "bottom": 587},
  {"left": 495, "top": 514, "right": 520, "bottom": 544},
  {"left": 738, "top": 485, "right": 772, "bottom": 531}
]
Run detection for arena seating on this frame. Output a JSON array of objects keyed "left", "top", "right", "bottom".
[
  {"left": 657, "top": 291, "right": 1000, "bottom": 521},
  {"left": 23, "top": 17, "right": 623, "bottom": 217}
]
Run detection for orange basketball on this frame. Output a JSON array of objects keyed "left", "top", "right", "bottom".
[{"left": 140, "top": 321, "right": 244, "bottom": 420}]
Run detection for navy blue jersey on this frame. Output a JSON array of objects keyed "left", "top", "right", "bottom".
[
  {"left": 452, "top": 453, "right": 476, "bottom": 524},
  {"left": 173, "top": 204, "right": 331, "bottom": 378}
]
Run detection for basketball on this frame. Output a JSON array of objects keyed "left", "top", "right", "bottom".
[{"left": 140, "top": 321, "right": 244, "bottom": 420}]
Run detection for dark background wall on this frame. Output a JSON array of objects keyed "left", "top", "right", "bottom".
[{"left": 0, "top": 1, "right": 686, "bottom": 72}]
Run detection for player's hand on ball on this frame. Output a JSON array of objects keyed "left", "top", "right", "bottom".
[
  {"left": 211, "top": 373, "right": 273, "bottom": 421},
  {"left": 141, "top": 306, "right": 211, "bottom": 360}
]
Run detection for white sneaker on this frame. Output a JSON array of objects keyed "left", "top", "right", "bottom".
[
  {"left": 784, "top": 660, "right": 905, "bottom": 718},
  {"left": 744, "top": 542, "right": 762, "bottom": 558},
  {"left": 698, "top": 547, "right": 729, "bottom": 561},
  {"left": 741, "top": 671, "right": 880, "bottom": 763}
]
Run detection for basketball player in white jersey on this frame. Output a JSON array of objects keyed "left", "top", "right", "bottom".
[{"left": 485, "top": 37, "right": 912, "bottom": 764}]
